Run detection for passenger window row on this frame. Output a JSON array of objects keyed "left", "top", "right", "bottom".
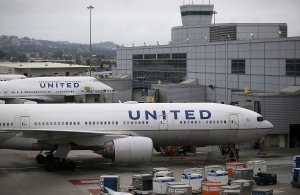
[
  {"left": 33, "top": 121, "right": 119, "bottom": 126},
  {"left": 84, "top": 121, "right": 119, "bottom": 125},
  {"left": 180, "top": 120, "right": 232, "bottom": 124},
  {"left": 0, "top": 122, "right": 13, "bottom": 127},
  {"left": 123, "top": 121, "right": 149, "bottom": 125}
]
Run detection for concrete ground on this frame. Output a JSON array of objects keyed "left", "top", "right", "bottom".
[{"left": 0, "top": 147, "right": 299, "bottom": 195}]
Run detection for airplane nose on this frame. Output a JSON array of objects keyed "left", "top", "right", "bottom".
[{"left": 264, "top": 120, "right": 274, "bottom": 129}]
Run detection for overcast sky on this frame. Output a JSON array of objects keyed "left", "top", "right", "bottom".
[{"left": 0, "top": 0, "right": 299, "bottom": 46}]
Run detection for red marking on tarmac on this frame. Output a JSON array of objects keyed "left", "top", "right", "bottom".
[
  {"left": 88, "top": 189, "right": 101, "bottom": 195},
  {"left": 69, "top": 178, "right": 99, "bottom": 185}
]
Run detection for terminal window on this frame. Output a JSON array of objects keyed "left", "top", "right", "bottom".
[
  {"left": 132, "top": 53, "right": 186, "bottom": 88},
  {"left": 231, "top": 59, "right": 245, "bottom": 74},
  {"left": 286, "top": 59, "right": 300, "bottom": 76}
]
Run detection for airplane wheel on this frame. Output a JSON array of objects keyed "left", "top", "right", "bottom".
[
  {"left": 66, "top": 161, "right": 76, "bottom": 171},
  {"left": 36, "top": 154, "right": 46, "bottom": 164},
  {"left": 45, "top": 161, "right": 56, "bottom": 172}
]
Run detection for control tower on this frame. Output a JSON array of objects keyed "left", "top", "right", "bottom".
[{"left": 180, "top": 4, "right": 214, "bottom": 26}]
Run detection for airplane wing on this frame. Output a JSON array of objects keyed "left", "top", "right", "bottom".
[
  {"left": 2, "top": 128, "right": 137, "bottom": 146},
  {"left": 2, "top": 96, "right": 57, "bottom": 103}
]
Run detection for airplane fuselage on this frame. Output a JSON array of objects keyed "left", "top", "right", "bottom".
[
  {"left": 0, "top": 103, "right": 273, "bottom": 148},
  {"left": 0, "top": 76, "right": 113, "bottom": 103}
]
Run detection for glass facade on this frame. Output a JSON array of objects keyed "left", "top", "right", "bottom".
[
  {"left": 286, "top": 59, "right": 300, "bottom": 76},
  {"left": 132, "top": 53, "right": 186, "bottom": 88},
  {"left": 231, "top": 59, "right": 245, "bottom": 74}
]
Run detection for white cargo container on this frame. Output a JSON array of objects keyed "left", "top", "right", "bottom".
[
  {"left": 183, "top": 167, "right": 205, "bottom": 177},
  {"left": 153, "top": 167, "right": 170, "bottom": 175},
  {"left": 167, "top": 184, "right": 192, "bottom": 195},
  {"left": 231, "top": 179, "right": 254, "bottom": 195},
  {"left": 246, "top": 160, "right": 267, "bottom": 175},
  {"left": 207, "top": 170, "right": 228, "bottom": 185},
  {"left": 204, "top": 165, "right": 225, "bottom": 179},
  {"left": 153, "top": 177, "right": 176, "bottom": 194},
  {"left": 181, "top": 173, "right": 202, "bottom": 190},
  {"left": 220, "top": 185, "right": 241, "bottom": 195},
  {"left": 154, "top": 171, "right": 174, "bottom": 178}
]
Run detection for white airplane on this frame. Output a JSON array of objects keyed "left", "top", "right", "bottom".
[
  {"left": 0, "top": 74, "right": 26, "bottom": 81},
  {"left": 0, "top": 102, "right": 273, "bottom": 170},
  {"left": 0, "top": 76, "right": 114, "bottom": 103}
]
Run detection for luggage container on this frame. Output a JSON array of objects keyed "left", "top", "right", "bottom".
[
  {"left": 220, "top": 185, "right": 241, "bottom": 195},
  {"left": 153, "top": 167, "right": 170, "bottom": 175},
  {"left": 207, "top": 171, "right": 229, "bottom": 185},
  {"left": 167, "top": 184, "right": 192, "bottom": 195},
  {"left": 155, "top": 171, "right": 174, "bottom": 178},
  {"left": 181, "top": 173, "right": 203, "bottom": 190},
  {"left": 251, "top": 189, "right": 273, "bottom": 195},
  {"left": 132, "top": 174, "right": 153, "bottom": 191},
  {"left": 220, "top": 190, "right": 241, "bottom": 195},
  {"left": 231, "top": 179, "right": 254, "bottom": 195},
  {"left": 226, "top": 162, "right": 247, "bottom": 178},
  {"left": 153, "top": 177, "right": 176, "bottom": 194},
  {"left": 184, "top": 167, "right": 205, "bottom": 177},
  {"left": 100, "top": 175, "right": 120, "bottom": 193},
  {"left": 204, "top": 165, "right": 225, "bottom": 179},
  {"left": 219, "top": 185, "right": 241, "bottom": 193},
  {"left": 202, "top": 182, "right": 225, "bottom": 195},
  {"left": 246, "top": 160, "right": 267, "bottom": 175},
  {"left": 167, "top": 182, "right": 188, "bottom": 190},
  {"left": 293, "top": 155, "right": 300, "bottom": 168},
  {"left": 291, "top": 168, "right": 300, "bottom": 187},
  {"left": 233, "top": 168, "right": 253, "bottom": 180}
]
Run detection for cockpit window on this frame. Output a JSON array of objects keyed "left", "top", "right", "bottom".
[{"left": 257, "top": 117, "right": 264, "bottom": 122}]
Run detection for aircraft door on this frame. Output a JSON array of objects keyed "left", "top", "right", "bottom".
[
  {"left": 20, "top": 116, "right": 30, "bottom": 129},
  {"left": 230, "top": 114, "right": 239, "bottom": 129},
  {"left": 159, "top": 115, "right": 168, "bottom": 130},
  {"left": 3, "top": 88, "right": 8, "bottom": 96}
]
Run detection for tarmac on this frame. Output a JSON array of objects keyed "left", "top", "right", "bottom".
[{"left": 0, "top": 146, "right": 299, "bottom": 195}]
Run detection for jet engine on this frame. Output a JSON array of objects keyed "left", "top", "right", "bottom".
[{"left": 98, "top": 136, "right": 153, "bottom": 164}]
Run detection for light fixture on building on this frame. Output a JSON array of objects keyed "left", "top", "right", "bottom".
[{"left": 209, "top": 84, "right": 214, "bottom": 89}]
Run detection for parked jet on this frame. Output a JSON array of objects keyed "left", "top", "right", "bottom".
[
  {"left": 0, "top": 74, "right": 26, "bottom": 81},
  {"left": 0, "top": 102, "right": 273, "bottom": 170},
  {"left": 0, "top": 76, "right": 113, "bottom": 103}
]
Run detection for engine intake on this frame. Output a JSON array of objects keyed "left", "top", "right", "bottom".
[{"left": 99, "top": 136, "right": 153, "bottom": 164}]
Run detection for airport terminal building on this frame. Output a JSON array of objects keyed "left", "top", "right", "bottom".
[{"left": 114, "top": 4, "right": 300, "bottom": 148}]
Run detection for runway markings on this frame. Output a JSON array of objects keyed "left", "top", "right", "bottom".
[{"left": 69, "top": 178, "right": 99, "bottom": 185}]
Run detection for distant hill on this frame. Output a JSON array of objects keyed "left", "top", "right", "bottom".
[{"left": 0, "top": 35, "right": 119, "bottom": 58}]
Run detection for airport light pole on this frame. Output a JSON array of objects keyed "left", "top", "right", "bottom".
[
  {"left": 225, "top": 35, "right": 230, "bottom": 104},
  {"left": 87, "top": 5, "right": 94, "bottom": 77}
]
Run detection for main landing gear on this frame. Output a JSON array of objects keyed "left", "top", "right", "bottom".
[
  {"left": 219, "top": 144, "right": 239, "bottom": 161},
  {"left": 35, "top": 144, "right": 76, "bottom": 171}
]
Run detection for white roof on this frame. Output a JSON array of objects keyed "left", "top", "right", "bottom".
[{"left": 0, "top": 62, "right": 88, "bottom": 69}]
